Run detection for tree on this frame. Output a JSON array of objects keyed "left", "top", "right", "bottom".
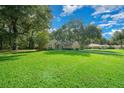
[
  {"left": 0, "top": 6, "right": 29, "bottom": 50},
  {"left": 23, "top": 6, "right": 52, "bottom": 49},
  {"left": 51, "top": 19, "right": 86, "bottom": 49},
  {"left": 51, "top": 20, "right": 102, "bottom": 49},
  {"left": 0, "top": 5, "right": 52, "bottom": 50},
  {"left": 100, "top": 38, "right": 108, "bottom": 45},
  {"left": 112, "top": 30, "right": 124, "bottom": 48},
  {"left": 35, "top": 31, "right": 49, "bottom": 50},
  {"left": 0, "top": 19, "right": 10, "bottom": 50},
  {"left": 66, "top": 20, "right": 85, "bottom": 48},
  {"left": 86, "top": 24, "right": 102, "bottom": 44}
]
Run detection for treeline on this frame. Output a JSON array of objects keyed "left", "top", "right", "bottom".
[
  {"left": 50, "top": 20, "right": 124, "bottom": 49},
  {"left": 0, "top": 5, "right": 52, "bottom": 50},
  {"left": 0, "top": 6, "right": 124, "bottom": 50},
  {"left": 111, "top": 30, "right": 124, "bottom": 48},
  {"left": 50, "top": 20, "right": 102, "bottom": 49}
]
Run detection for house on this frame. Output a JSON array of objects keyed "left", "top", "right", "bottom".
[
  {"left": 88, "top": 43, "right": 109, "bottom": 49},
  {"left": 72, "top": 41, "right": 80, "bottom": 49},
  {"left": 47, "top": 39, "right": 62, "bottom": 49},
  {"left": 47, "top": 39, "right": 80, "bottom": 50},
  {"left": 62, "top": 41, "right": 73, "bottom": 49}
]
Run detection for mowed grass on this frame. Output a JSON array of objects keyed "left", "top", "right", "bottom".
[{"left": 0, "top": 49, "right": 124, "bottom": 88}]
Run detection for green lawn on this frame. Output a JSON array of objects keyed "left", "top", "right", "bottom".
[{"left": 0, "top": 49, "right": 124, "bottom": 88}]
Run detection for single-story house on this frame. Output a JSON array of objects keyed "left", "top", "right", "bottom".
[
  {"left": 88, "top": 43, "right": 124, "bottom": 49},
  {"left": 46, "top": 39, "right": 61, "bottom": 49},
  {"left": 88, "top": 44, "right": 109, "bottom": 48},
  {"left": 47, "top": 39, "right": 80, "bottom": 49}
]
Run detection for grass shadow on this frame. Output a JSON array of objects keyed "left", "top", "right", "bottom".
[
  {"left": 0, "top": 50, "right": 42, "bottom": 63},
  {"left": 0, "top": 50, "right": 37, "bottom": 54},
  {"left": 45, "top": 49, "right": 124, "bottom": 57},
  {"left": 0, "top": 50, "right": 37, "bottom": 63},
  {"left": 44, "top": 50, "right": 90, "bottom": 56},
  {"left": 13, "top": 50, "right": 37, "bottom": 54},
  {"left": 81, "top": 49, "right": 124, "bottom": 56},
  {"left": 0, "top": 49, "right": 123, "bottom": 63},
  {"left": 0, "top": 54, "right": 24, "bottom": 62}
]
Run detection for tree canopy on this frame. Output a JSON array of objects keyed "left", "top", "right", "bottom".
[
  {"left": 112, "top": 30, "right": 124, "bottom": 48},
  {"left": 0, "top": 5, "right": 52, "bottom": 50},
  {"left": 51, "top": 20, "right": 102, "bottom": 49}
]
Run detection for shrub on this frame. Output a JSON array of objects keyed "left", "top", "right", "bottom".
[{"left": 35, "top": 31, "right": 49, "bottom": 50}]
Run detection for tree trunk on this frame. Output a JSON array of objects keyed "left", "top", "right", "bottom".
[
  {"left": 12, "top": 38, "right": 17, "bottom": 50},
  {"left": 28, "top": 38, "right": 34, "bottom": 49},
  {"left": 11, "top": 19, "right": 18, "bottom": 50},
  {"left": 120, "top": 39, "right": 123, "bottom": 49},
  {"left": 8, "top": 25, "right": 12, "bottom": 49},
  {"left": 9, "top": 36, "right": 12, "bottom": 49},
  {"left": 28, "top": 31, "right": 34, "bottom": 49},
  {"left": 0, "top": 38, "right": 3, "bottom": 50}
]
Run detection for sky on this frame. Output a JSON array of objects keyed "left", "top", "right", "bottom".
[{"left": 49, "top": 5, "right": 124, "bottom": 39}]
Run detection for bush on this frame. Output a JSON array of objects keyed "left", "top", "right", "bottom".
[
  {"left": 62, "top": 48, "right": 73, "bottom": 50},
  {"left": 88, "top": 46, "right": 101, "bottom": 49},
  {"left": 107, "top": 46, "right": 115, "bottom": 49},
  {"left": 35, "top": 31, "right": 49, "bottom": 50}
]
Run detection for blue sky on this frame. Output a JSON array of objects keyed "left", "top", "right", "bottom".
[{"left": 49, "top": 5, "right": 124, "bottom": 39}]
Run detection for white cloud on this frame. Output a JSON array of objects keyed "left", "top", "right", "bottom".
[
  {"left": 98, "top": 24, "right": 111, "bottom": 28},
  {"left": 61, "top": 5, "right": 84, "bottom": 16},
  {"left": 90, "top": 21, "right": 95, "bottom": 24},
  {"left": 92, "top": 6, "right": 124, "bottom": 29},
  {"left": 121, "top": 27, "right": 124, "bottom": 29},
  {"left": 49, "top": 28, "right": 56, "bottom": 32},
  {"left": 101, "top": 14, "right": 111, "bottom": 19},
  {"left": 103, "top": 29, "right": 121, "bottom": 37},
  {"left": 98, "top": 21, "right": 117, "bottom": 28},
  {"left": 92, "top": 5, "right": 122, "bottom": 16},
  {"left": 92, "top": 6, "right": 111, "bottom": 16},
  {"left": 100, "top": 11, "right": 124, "bottom": 28},
  {"left": 111, "top": 11, "right": 124, "bottom": 20}
]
